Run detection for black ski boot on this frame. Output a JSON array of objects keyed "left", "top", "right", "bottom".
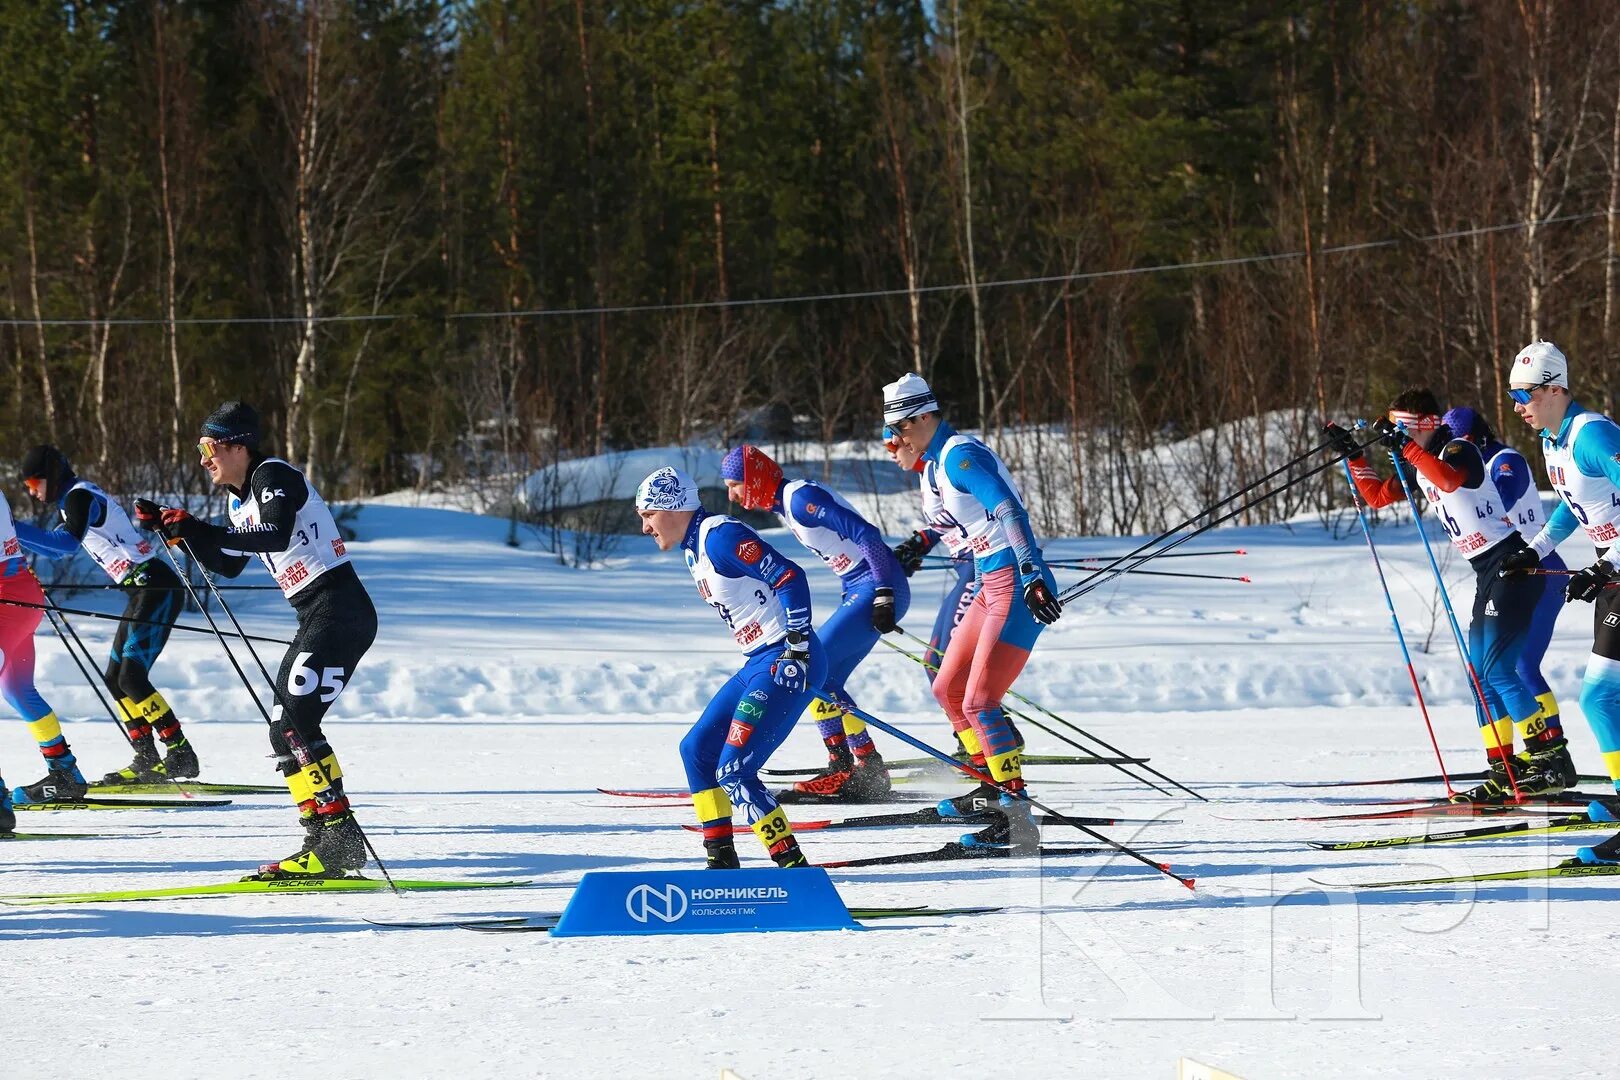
[
  {"left": 13, "top": 759, "right": 88, "bottom": 806},
  {"left": 1561, "top": 829, "right": 1620, "bottom": 867},
  {"left": 0, "top": 783, "right": 13, "bottom": 835},
  {"left": 101, "top": 742, "right": 163, "bottom": 784},
  {"left": 245, "top": 811, "right": 368, "bottom": 881},
  {"left": 157, "top": 739, "right": 201, "bottom": 780},
  {"left": 960, "top": 794, "right": 1040, "bottom": 850},
  {"left": 704, "top": 837, "right": 741, "bottom": 869},
  {"left": 769, "top": 836, "right": 811, "bottom": 868},
  {"left": 845, "top": 752, "right": 893, "bottom": 800},
  {"left": 1511, "top": 737, "right": 1577, "bottom": 796},
  {"left": 1449, "top": 759, "right": 1513, "bottom": 804},
  {"left": 937, "top": 781, "right": 1001, "bottom": 818}
]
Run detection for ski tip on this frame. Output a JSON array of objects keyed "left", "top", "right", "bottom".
[
  {"left": 1235, "top": 548, "right": 1247, "bottom": 555},
  {"left": 1239, "top": 576, "right": 1251, "bottom": 583}
]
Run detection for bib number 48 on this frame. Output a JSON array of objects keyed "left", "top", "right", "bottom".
[{"left": 289, "top": 651, "right": 347, "bottom": 703}]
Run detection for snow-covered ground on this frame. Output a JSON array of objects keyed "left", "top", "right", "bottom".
[{"left": 4, "top": 500, "right": 1615, "bottom": 1080}]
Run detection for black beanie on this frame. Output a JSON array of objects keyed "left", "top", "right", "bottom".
[
  {"left": 200, "top": 401, "right": 261, "bottom": 448},
  {"left": 20, "top": 444, "right": 73, "bottom": 501}
]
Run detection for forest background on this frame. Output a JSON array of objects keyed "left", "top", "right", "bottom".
[{"left": 5, "top": 0, "right": 1620, "bottom": 538}]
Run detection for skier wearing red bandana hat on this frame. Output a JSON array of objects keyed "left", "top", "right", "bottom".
[{"left": 720, "top": 444, "right": 909, "bottom": 801}]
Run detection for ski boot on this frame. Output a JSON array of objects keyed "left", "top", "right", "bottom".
[
  {"left": 0, "top": 783, "right": 13, "bottom": 835},
  {"left": 157, "top": 739, "right": 201, "bottom": 780},
  {"left": 1587, "top": 794, "right": 1620, "bottom": 823},
  {"left": 245, "top": 810, "right": 368, "bottom": 881},
  {"left": 1448, "top": 759, "right": 1514, "bottom": 805},
  {"left": 960, "top": 793, "right": 1040, "bottom": 850},
  {"left": 937, "top": 781, "right": 1002, "bottom": 818},
  {"left": 792, "top": 743, "right": 856, "bottom": 797},
  {"left": 1509, "top": 737, "right": 1577, "bottom": 797},
  {"left": 792, "top": 752, "right": 893, "bottom": 802},
  {"left": 1560, "top": 829, "right": 1620, "bottom": 868},
  {"left": 704, "top": 837, "right": 741, "bottom": 870},
  {"left": 768, "top": 835, "right": 811, "bottom": 868},
  {"left": 13, "top": 759, "right": 88, "bottom": 805},
  {"left": 101, "top": 742, "right": 163, "bottom": 785}
]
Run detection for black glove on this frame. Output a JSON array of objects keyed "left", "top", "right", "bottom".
[
  {"left": 1323, "top": 422, "right": 1360, "bottom": 460},
  {"left": 871, "top": 587, "right": 898, "bottom": 633},
  {"left": 1498, "top": 548, "right": 1541, "bottom": 577},
  {"left": 1372, "top": 417, "right": 1410, "bottom": 452},
  {"left": 1021, "top": 562, "right": 1063, "bottom": 625},
  {"left": 132, "top": 498, "right": 163, "bottom": 530},
  {"left": 892, "top": 531, "right": 933, "bottom": 576},
  {"left": 1566, "top": 562, "right": 1617, "bottom": 604}
]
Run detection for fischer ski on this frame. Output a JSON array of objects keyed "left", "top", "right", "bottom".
[
  {"left": 11, "top": 796, "right": 232, "bottom": 812},
  {"left": 819, "top": 842, "right": 1125, "bottom": 868},
  {"left": 763, "top": 754, "right": 1145, "bottom": 777},
  {"left": 88, "top": 781, "right": 285, "bottom": 796},
  {"left": 1311, "top": 862, "right": 1620, "bottom": 889},
  {"left": 1286, "top": 772, "right": 1610, "bottom": 790},
  {"left": 0, "top": 877, "right": 530, "bottom": 906},
  {"left": 679, "top": 808, "right": 1172, "bottom": 836},
  {"left": 1308, "top": 813, "right": 1613, "bottom": 850}
]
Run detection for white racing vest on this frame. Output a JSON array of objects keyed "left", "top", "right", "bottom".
[
  {"left": 1417, "top": 443, "right": 1518, "bottom": 558},
  {"left": 66, "top": 480, "right": 156, "bottom": 583},
  {"left": 1489, "top": 446, "right": 1547, "bottom": 541},
  {"left": 921, "top": 434, "right": 1019, "bottom": 562},
  {"left": 226, "top": 458, "right": 350, "bottom": 599},
  {"left": 686, "top": 514, "right": 790, "bottom": 654},
  {"left": 0, "top": 498, "right": 20, "bottom": 566},
  {"left": 779, "top": 479, "right": 867, "bottom": 579},
  {"left": 1543, "top": 411, "right": 1620, "bottom": 548}
]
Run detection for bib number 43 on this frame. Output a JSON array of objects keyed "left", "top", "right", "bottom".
[{"left": 289, "top": 651, "right": 347, "bottom": 703}]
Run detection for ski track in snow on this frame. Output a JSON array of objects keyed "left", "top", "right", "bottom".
[{"left": 5, "top": 503, "right": 1617, "bottom": 1079}]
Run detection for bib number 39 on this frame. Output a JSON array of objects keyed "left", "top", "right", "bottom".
[{"left": 289, "top": 651, "right": 348, "bottom": 703}]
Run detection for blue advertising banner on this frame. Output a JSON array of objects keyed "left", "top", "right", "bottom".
[{"left": 549, "top": 868, "right": 859, "bottom": 937}]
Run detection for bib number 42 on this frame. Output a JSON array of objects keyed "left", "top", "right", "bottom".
[{"left": 288, "top": 651, "right": 347, "bottom": 703}]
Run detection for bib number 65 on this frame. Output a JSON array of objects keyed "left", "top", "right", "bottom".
[{"left": 288, "top": 651, "right": 347, "bottom": 703}]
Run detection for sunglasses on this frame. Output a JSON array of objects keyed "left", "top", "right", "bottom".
[
  {"left": 196, "top": 437, "right": 240, "bottom": 460},
  {"left": 1507, "top": 379, "right": 1555, "bottom": 406},
  {"left": 892, "top": 415, "right": 925, "bottom": 433},
  {"left": 23, "top": 477, "right": 44, "bottom": 498}
]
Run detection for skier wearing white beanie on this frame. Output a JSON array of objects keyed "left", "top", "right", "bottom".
[{"left": 1500, "top": 340, "right": 1620, "bottom": 866}]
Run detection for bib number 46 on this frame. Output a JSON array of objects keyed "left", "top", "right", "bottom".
[{"left": 289, "top": 651, "right": 347, "bottom": 703}]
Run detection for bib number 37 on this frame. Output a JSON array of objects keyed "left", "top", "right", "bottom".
[{"left": 289, "top": 651, "right": 348, "bottom": 703}]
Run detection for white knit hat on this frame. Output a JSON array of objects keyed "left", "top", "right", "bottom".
[
  {"left": 634, "top": 467, "right": 701, "bottom": 512},
  {"left": 882, "top": 373, "right": 940, "bottom": 426},
  {"left": 1509, "top": 340, "right": 1569, "bottom": 389}
]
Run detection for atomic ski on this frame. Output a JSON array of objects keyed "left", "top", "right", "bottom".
[
  {"left": 820, "top": 842, "right": 1118, "bottom": 868},
  {"left": 1286, "top": 772, "right": 1610, "bottom": 790},
  {"left": 0, "top": 877, "right": 529, "bottom": 906},
  {"left": 763, "top": 754, "right": 1145, "bottom": 777},
  {"left": 1308, "top": 813, "right": 1613, "bottom": 850},
  {"left": 680, "top": 808, "right": 1172, "bottom": 836},
  {"left": 1229, "top": 802, "right": 1576, "bottom": 824},
  {"left": 12, "top": 796, "right": 232, "bottom": 811},
  {"left": 1311, "top": 862, "right": 1620, "bottom": 889},
  {"left": 88, "top": 781, "right": 285, "bottom": 796}
]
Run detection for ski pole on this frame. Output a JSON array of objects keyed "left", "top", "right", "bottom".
[
  {"left": 1050, "top": 564, "right": 1250, "bottom": 583},
  {"left": 40, "top": 583, "right": 283, "bottom": 591},
  {"left": 1504, "top": 567, "right": 1620, "bottom": 589},
  {"left": 163, "top": 541, "right": 400, "bottom": 894},
  {"left": 874, "top": 638, "right": 1173, "bottom": 796},
  {"left": 922, "top": 549, "right": 1245, "bottom": 566},
  {"left": 1058, "top": 431, "right": 1386, "bottom": 605},
  {"left": 1339, "top": 455, "right": 1455, "bottom": 796},
  {"left": 817, "top": 693, "right": 1196, "bottom": 890},
  {"left": 1384, "top": 421, "right": 1521, "bottom": 800},
  {"left": 0, "top": 595, "right": 292, "bottom": 646},
  {"left": 889, "top": 627, "right": 1206, "bottom": 801}
]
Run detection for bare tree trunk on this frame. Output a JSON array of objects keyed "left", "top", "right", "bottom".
[
  {"left": 1519, "top": 0, "right": 1549, "bottom": 341},
  {"left": 155, "top": 5, "right": 185, "bottom": 463},
  {"left": 286, "top": 0, "right": 326, "bottom": 474},
  {"left": 708, "top": 106, "right": 730, "bottom": 303},
  {"left": 1604, "top": 73, "right": 1620, "bottom": 406},
  {"left": 949, "top": 0, "right": 985, "bottom": 423},
  {"left": 873, "top": 48, "right": 922, "bottom": 371},
  {"left": 23, "top": 192, "right": 58, "bottom": 441},
  {"left": 575, "top": 0, "right": 611, "bottom": 454}
]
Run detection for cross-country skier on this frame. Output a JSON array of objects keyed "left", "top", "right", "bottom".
[
  {"left": 1326, "top": 387, "right": 1572, "bottom": 801},
  {"left": 884, "top": 427, "right": 996, "bottom": 761},
  {"left": 16, "top": 445, "right": 202, "bottom": 784},
  {"left": 719, "top": 444, "right": 907, "bottom": 800},
  {"left": 0, "top": 495, "right": 86, "bottom": 817},
  {"left": 133, "top": 402, "right": 376, "bottom": 880},
  {"left": 1497, "top": 342, "right": 1620, "bottom": 865},
  {"left": 635, "top": 465, "right": 824, "bottom": 869},
  {"left": 883, "top": 373, "right": 1062, "bottom": 848}
]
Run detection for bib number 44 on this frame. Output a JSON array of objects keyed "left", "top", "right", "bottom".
[{"left": 289, "top": 651, "right": 348, "bottom": 703}]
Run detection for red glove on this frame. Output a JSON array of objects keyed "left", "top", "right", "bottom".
[
  {"left": 132, "top": 498, "right": 163, "bottom": 530},
  {"left": 157, "top": 507, "right": 194, "bottom": 545}
]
